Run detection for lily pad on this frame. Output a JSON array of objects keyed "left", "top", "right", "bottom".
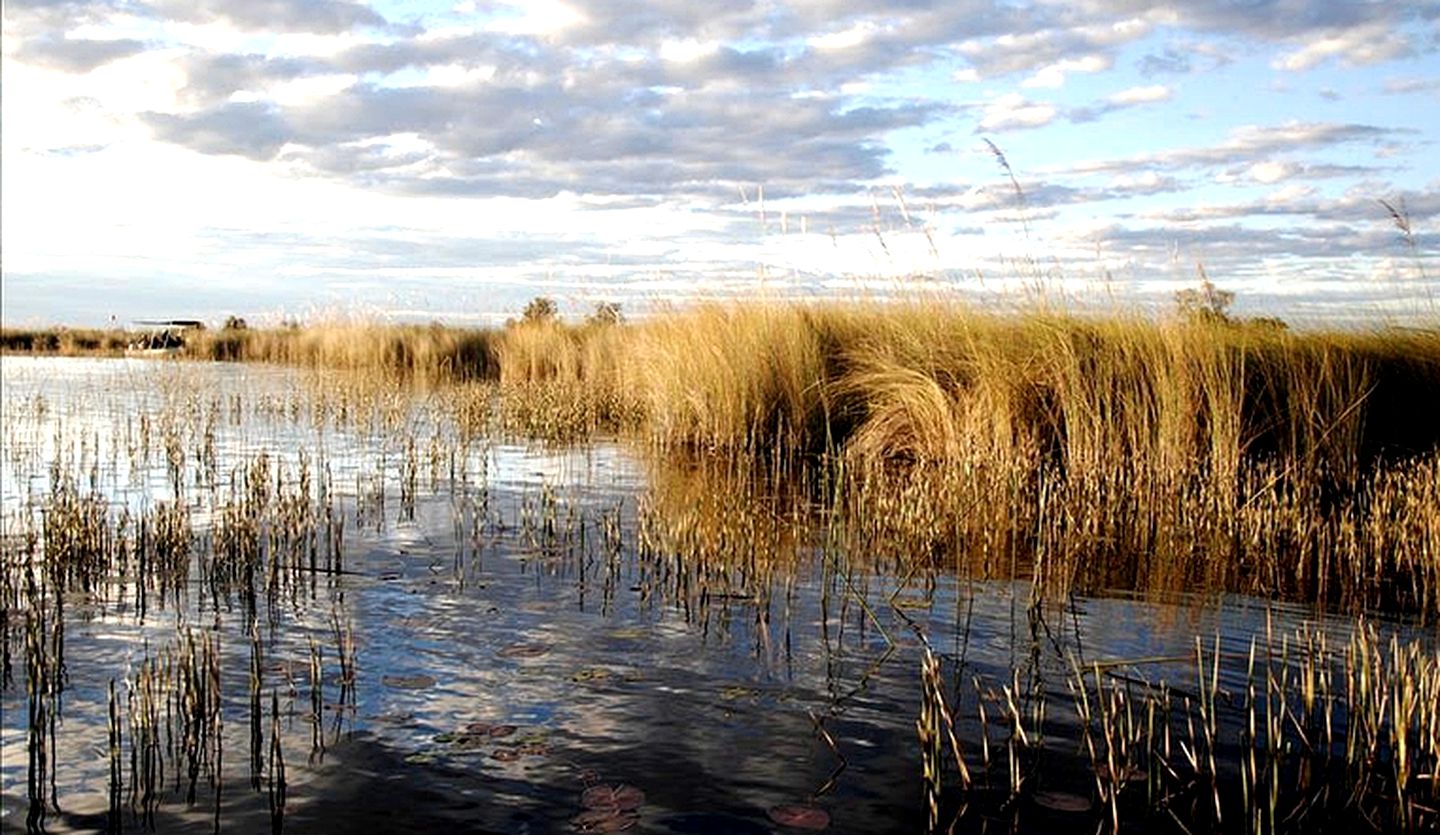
[
  {"left": 572, "top": 808, "right": 639, "bottom": 832},
  {"left": 575, "top": 768, "right": 601, "bottom": 785},
  {"left": 382, "top": 674, "right": 437, "bottom": 690},
  {"left": 582, "top": 784, "right": 646, "bottom": 812},
  {"left": 1032, "top": 790, "right": 1092, "bottom": 813},
  {"left": 465, "top": 722, "right": 518, "bottom": 738},
  {"left": 453, "top": 735, "right": 490, "bottom": 752},
  {"left": 498, "top": 642, "right": 552, "bottom": 659},
  {"left": 721, "top": 686, "right": 761, "bottom": 702},
  {"left": 514, "top": 729, "right": 550, "bottom": 745},
  {"left": 767, "top": 805, "right": 830, "bottom": 830}
]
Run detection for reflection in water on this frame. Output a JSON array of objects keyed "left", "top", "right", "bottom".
[{"left": 1, "top": 357, "right": 1436, "bottom": 834}]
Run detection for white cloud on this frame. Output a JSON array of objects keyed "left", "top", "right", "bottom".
[
  {"left": 1273, "top": 23, "right": 1414, "bottom": 71},
  {"left": 1022, "top": 55, "right": 1110, "bottom": 88},
  {"left": 268, "top": 31, "right": 372, "bottom": 59},
  {"left": 808, "top": 21, "right": 878, "bottom": 51},
  {"left": 266, "top": 73, "right": 356, "bottom": 105},
  {"left": 1247, "top": 161, "right": 1294, "bottom": 184},
  {"left": 1108, "top": 171, "right": 1175, "bottom": 194},
  {"left": 1383, "top": 76, "right": 1440, "bottom": 96},
  {"left": 1266, "top": 184, "right": 1316, "bottom": 204},
  {"left": 659, "top": 38, "right": 719, "bottom": 63},
  {"left": 979, "top": 93, "right": 1057, "bottom": 131},
  {"left": 1106, "top": 84, "right": 1171, "bottom": 106},
  {"left": 481, "top": 0, "right": 587, "bottom": 36}
]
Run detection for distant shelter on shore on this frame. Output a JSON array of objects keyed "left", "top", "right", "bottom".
[{"left": 129, "top": 319, "right": 205, "bottom": 352}]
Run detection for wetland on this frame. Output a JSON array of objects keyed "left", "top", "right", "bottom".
[{"left": 3, "top": 304, "right": 1440, "bottom": 834}]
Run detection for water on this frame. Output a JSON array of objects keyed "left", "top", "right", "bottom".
[{"left": 1, "top": 357, "right": 1433, "bottom": 834}]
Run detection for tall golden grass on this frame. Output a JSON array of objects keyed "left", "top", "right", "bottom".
[
  {"left": 1, "top": 326, "right": 134, "bottom": 355},
  {"left": 559, "top": 301, "right": 1437, "bottom": 463},
  {"left": 508, "top": 300, "right": 1440, "bottom": 613},
  {"left": 185, "top": 322, "right": 500, "bottom": 379},
  {"left": 7, "top": 302, "right": 1438, "bottom": 611},
  {"left": 10, "top": 304, "right": 1438, "bottom": 466}
]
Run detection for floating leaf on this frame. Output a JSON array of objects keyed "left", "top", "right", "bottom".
[
  {"left": 382, "top": 674, "right": 437, "bottom": 690},
  {"left": 571, "top": 667, "right": 613, "bottom": 683},
  {"left": 767, "top": 804, "right": 830, "bottom": 830},
  {"left": 575, "top": 768, "right": 601, "bottom": 785},
  {"left": 452, "top": 735, "right": 490, "bottom": 751},
  {"left": 721, "top": 686, "right": 760, "bottom": 702},
  {"left": 572, "top": 808, "right": 638, "bottom": 832},
  {"left": 1032, "top": 791, "right": 1092, "bottom": 813},
  {"left": 465, "top": 722, "right": 517, "bottom": 738},
  {"left": 514, "top": 729, "right": 550, "bottom": 745},
  {"left": 582, "top": 784, "right": 646, "bottom": 811},
  {"left": 498, "top": 642, "right": 552, "bottom": 659}
]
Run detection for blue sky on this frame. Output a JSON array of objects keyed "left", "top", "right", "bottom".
[{"left": 2, "top": 0, "right": 1436, "bottom": 327}]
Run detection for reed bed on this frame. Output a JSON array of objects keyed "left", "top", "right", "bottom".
[
  {"left": 917, "top": 620, "right": 1440, "bottom": 834},
  {"left": 185, "top": 323, "right": 500, "bottom": 381},
  {"left": 10, "top": 303, "right": 1437, "bottom": 617},
  {"left": 1, "top": 326, "right": 135, "bottom": 355},
  {"left": 603, "top": 303, "right": 1440, "bottom": 618}
]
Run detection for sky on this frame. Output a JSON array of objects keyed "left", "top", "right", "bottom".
[{"left": 2, "top": 0, "right": 1437, "bottom": 327}]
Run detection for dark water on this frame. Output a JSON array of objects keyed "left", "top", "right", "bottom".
[{"left": 0, "top": 357, "right": 1430, "bottom": 834}]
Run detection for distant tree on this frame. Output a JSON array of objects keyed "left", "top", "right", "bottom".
[
  {"left": 1174, "top": 272, "right": 1234, "bottom": 324},
  {"left": 223, "top": 315, "right": 248, "bottom": 330},
  {"left": 587, "top": 301, "right": 623, "bottom": 326},
  {"left": 521, "top": 296, "right": 558, "bottom": 324}
]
